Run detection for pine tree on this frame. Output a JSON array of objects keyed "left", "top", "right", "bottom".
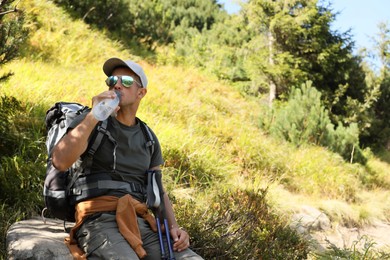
[
  {"left": 270, "top": 81, "right": 365, "bottom": 163},
  {"left": 364, "top": 22, "right": 390, "bottom": 149},
  {"left": 270, "top": 81, "right": 331, "bottom": 146},
  {"left": 241, "top": 0, "right": 378, "bottom": 150},
  {"left": 0, "top": 0, "right": 28, "bottom": 82}
]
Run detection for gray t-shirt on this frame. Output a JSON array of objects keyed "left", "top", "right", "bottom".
[
  {"left": 91, "top": 117, "right": 163, "bottom": 174},
  {"left": 81, "top": 114, "right": 164, "bottom": 201}
]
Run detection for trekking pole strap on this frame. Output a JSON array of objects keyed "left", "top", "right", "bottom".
[
  {"left": 146, "top": 170, "right": 164, "bottom": 209},
  {"left": 146, "top": 170, "right": 176, "bottom": 260}
]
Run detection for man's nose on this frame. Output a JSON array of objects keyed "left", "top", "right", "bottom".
[{"left": 114, "top": 79, "right": 122, "bottom": 89}]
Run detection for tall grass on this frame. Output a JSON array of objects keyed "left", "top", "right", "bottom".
[
  {"left": 315, "top": 236, "right": 390, "bottom": 259},
  {"left": 0, "top": 97, "right": 47, "bottom": 258}
]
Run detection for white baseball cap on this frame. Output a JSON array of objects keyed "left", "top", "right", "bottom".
[{"left": 103, "top": 58, "right": 148, "bottom": 88}]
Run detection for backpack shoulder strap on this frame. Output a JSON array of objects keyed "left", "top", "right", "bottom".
[
  {"left": 137, "top": 117, "right": 155, "bottom": 155},
  {"left": 82, "top": 118, "right": 118, "bottom": 173},
  {"left": 73, "top": 117, "right": 154, "bottom": 176}
]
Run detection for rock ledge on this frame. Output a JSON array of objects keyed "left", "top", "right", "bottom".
[{"left": 7, "top": 216, "right": 73, "bottom": 260}]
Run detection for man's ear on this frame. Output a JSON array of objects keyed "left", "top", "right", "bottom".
[{"left": 138, "top": 88, "right": 147, "bottom": 98}]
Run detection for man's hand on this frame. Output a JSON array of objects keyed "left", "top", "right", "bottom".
[{"left": 170, "top": 227, "right": 190, "bottom": 252}]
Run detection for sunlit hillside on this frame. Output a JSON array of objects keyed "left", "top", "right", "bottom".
[{"left": 2, "top": 0, "right": 390, "bottom": 255}]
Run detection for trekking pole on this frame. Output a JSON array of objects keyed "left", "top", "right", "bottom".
[
  {"left": 154, "top": 208, "right": 168, "bottom": 260},
  {"left": 163, "top": 216, "right": 175, "bottom": 259},
  {"left": 147, "top": 170, "right": 176, "bottom": 260},
  {"left": 155, "top": 174, "right": 175, "bottom": 260}
]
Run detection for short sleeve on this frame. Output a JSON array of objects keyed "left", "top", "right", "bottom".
[{"left": 149, "top": 128, "right": 164, "bottom": 168}]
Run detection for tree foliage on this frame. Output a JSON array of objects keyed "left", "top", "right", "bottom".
[
  {"left": 53, "top": 0, "right": 223, "bottom": 50},
  {"left": 271, "top": 81, "right": 365, "bottom": 163},
  {"left": 230, "top": 0, "right": 384, "bottom": 152},
  {"left": 0, "top": 0, "right": 29, "bottom": 81},
  {"left": 363, "top": 23, "right": 390, "bottom": 149},
  {"left": 271, "top": 81, "right": 330, "bottom": 145},
  {"left": 242, "top": 1, "right": 368, "bottom": 109}
]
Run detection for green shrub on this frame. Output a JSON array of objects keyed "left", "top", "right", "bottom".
[
  {"left": 53, "top": 0, "right": 130, "bottom": 31},
  {"left": 315, "top": 236, "right": 390, "bottom": 259},
  {"left": 325, "top": 121, "right": 366, "bottom": 164},
  {"left": 0, "top": 96, "right": 46, "bottom": 259},
  {"left": 0, "top": 0, "right": 29, "bottom": 81},
  {"left": 270, "top": 81, "right": 330, "bottom": 146},
  {"left": 269, "top": 81, "right": 366, "bottom": 164},
  {"left": 0, "top": 96, "right": 22, "bottom": 157},
  {"left": 173, "top": 188, "right": 309, "bottom": 259}
]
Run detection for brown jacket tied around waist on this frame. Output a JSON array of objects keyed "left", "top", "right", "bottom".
[{"left": 65, "top": 194, "right": 157, "bottom": 259}]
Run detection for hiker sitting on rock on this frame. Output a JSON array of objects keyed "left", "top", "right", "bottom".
[{"left": 51, "top": 57, "right": 203, "bottom": 259}]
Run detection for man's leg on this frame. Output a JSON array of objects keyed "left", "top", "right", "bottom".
[{"left": 76, "top": 213, "right": 139, "bottom": 260}]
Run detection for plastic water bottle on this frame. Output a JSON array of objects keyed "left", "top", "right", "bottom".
[{"left": 92, "top": 91, "right": 121, "bottom": 121}]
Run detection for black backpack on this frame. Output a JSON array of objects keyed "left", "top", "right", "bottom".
[{"left": 42, "top": 102, "right": 155, "bottom": 223}]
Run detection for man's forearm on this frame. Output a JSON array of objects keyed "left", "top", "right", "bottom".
[{"left": 164, "top": 193, "right": 179, "bottom": 230}]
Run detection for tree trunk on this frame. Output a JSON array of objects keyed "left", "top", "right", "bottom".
[{"left": 268, "top": 31, "right": 276, "bottom": 107}]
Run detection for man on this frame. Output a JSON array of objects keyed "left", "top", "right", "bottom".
[{"left": 52, "top": 57, "right": 203, "bottom": 259}]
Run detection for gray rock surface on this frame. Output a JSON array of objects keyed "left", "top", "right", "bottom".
[
  {"left": 291, "top": 205, "right": 331, "bottom": 233},
  {"left": 290, "top": 205, "right": 390, "bottom": 253},
  {"left": 6, "top": 216, "right": 73, "bottom": 260}
]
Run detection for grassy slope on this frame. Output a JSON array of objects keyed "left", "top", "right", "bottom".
[{"left": 2, "top": 0, "right": 390, "bottom": 231}]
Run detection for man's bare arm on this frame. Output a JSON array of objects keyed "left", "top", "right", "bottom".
[{"left": 52, "top": 112, "right": 98, "bottom": 171}]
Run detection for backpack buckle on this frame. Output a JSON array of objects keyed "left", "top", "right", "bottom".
[{"left": 97, "top": 125, "right": 108, "bottom": 134}]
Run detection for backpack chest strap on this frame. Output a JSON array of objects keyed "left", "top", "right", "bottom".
[{"left": 70, "top": 180, "right": 145, "bottom": 196}]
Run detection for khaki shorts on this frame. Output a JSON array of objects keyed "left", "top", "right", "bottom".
[{"left": 76, "top": 213, "right": 203, "bottom": 260}]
